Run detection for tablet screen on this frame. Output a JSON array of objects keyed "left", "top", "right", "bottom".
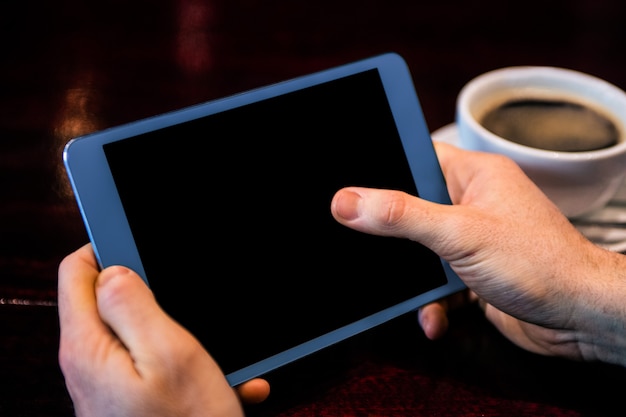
[{"left": 104, "top": 68, "right": 446, "bottom": 372}]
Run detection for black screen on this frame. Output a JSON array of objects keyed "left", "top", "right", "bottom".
[{"left": 103, "top": 69, "right": 447, "bottom": 374}]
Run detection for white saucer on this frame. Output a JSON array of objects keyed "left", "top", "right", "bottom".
[
  {"left": 431, "top": 123, "right": 626, "bottom": 253},
  {"left": 431, "top": 123, "right": 460, "bottom": 146}
]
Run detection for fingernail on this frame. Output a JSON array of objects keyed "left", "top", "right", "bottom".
[
  {"left": 333, "top": 190, "right": 361, "bottom": 220},
  {"left": 417, "top": 309, "right": 428, "bottom": 331}
]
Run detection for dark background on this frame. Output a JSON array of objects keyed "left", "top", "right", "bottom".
[{"left": 2, "top": 0, "right": 626, "bottom": 415}]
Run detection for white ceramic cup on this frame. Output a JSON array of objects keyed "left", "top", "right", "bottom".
[{"left": 456, "top": 66, "right": 626, "bottom": 218}]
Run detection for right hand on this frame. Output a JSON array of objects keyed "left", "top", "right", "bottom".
[{"left": 330, "top": 142, "right": 626, "bottom": 366}]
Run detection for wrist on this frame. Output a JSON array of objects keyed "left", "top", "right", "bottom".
[{"left": 571, "top": 246, "right": 626, "bottom": 366}]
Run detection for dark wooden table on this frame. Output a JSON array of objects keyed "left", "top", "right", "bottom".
[{"left": 2, "top": 1, "right": 626, "bottom": 415}]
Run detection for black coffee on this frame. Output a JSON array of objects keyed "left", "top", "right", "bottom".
[{"left": 480, "top": 99, "right": 620, "bottom": 151}]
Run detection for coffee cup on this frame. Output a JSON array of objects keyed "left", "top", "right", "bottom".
[{"left": 456, "top": 66, "right": 626, "bottom": 218}]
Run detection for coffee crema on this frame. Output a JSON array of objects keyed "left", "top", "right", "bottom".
[{"left": 480, "top": 99, "right": 620, "bottom": 152}]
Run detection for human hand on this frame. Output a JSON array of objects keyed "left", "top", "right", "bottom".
[
  {"left": 330, "top": 141, "right": 626, "bottom": 366},
  {"left": 58, "top": 244, "right": 270, "bottom": 417}
]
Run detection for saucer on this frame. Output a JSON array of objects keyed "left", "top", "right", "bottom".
[{"left": 430, "top": 123, "right": 626, "bottom": 253}]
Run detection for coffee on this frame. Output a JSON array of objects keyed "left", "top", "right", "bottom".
[{"left": 480, "top": 99, "right": 620, "bottom": 152}]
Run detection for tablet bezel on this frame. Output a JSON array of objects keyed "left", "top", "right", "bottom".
[{"left": 63, "top": 52, "right": 465, "bottom": 386}]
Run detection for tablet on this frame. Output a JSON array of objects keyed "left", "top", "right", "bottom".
[{"left": 63, "top": 52, "right": 465, "bottom": 386}]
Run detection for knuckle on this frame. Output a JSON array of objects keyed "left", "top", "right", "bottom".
[{"left": 381, "top": 192, "right": 409, "bottom": 229}]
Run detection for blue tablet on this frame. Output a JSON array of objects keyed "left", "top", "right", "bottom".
[{"left": 63, "top": 52, "right": 465, "bottom": 386}]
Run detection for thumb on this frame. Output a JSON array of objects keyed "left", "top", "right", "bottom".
[
  {"left": 95, "top": 265, "right": 185, "bottom": 358},
  {"left": 330, "top": 186, "right": 459, "bottom": 257}
]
